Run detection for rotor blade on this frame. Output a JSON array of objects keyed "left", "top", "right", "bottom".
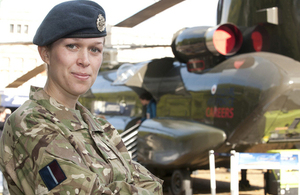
[
  {"left": 6, "top": 63, "right": 46, "bottom": 88},
  {"left": 115, "top": 0, "right": 185, "bottom": 27}
]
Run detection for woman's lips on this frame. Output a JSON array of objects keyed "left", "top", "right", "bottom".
[{"left": 72, "top": 72, "right": 90, "bottom": 80}]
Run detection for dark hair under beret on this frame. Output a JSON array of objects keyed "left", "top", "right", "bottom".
[{"left": 33, "top": 0, "right": 106, "bottom": 46}]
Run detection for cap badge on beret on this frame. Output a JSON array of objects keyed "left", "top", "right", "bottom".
[{"left": 97, "top": 14, "right": 106, "bottom": 32}]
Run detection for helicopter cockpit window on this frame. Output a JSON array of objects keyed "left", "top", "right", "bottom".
[
  {"left": 115, "top": 63, "right": 137, "bottom": 84},
  {"left": 113, "top": 61, "right": 150, "bottom": 85}
]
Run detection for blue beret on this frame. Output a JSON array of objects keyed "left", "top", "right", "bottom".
[{"left": 33, "top": 0, "right": 106, "bottom": 46}]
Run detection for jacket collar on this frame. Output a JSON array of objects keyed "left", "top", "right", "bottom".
[{"left": 29, "top": 86, "right": 103, "bottom": 132}]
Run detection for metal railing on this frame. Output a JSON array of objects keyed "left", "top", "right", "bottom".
[{"left": 120, "top": 124, "right": 139, "bottom": 161}]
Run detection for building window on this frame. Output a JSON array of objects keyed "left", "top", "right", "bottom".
[
  {"left": 17, "top": 24, "right": 21, "bottom": 33},
  {"left": 9, "top": 24, "right": 29, "bottom": 34},
  {"left": 24, "top": 25, "right": 29, "bottom": 34},
  {"left": 10, "top": 24, "right": 14, "bottom": 33}
]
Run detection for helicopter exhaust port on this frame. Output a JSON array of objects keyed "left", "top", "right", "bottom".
[
  {"left": 171, "top": 23, "right": 243, "bottom": 72},
  {"left": 205, "top": 23, "right": 243, "bottom": 56}
]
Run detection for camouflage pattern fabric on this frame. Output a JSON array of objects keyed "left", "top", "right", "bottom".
[{"left": 0, "top": 86, "right": 163, "bottom": 195}]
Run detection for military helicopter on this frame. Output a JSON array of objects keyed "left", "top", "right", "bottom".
[
  {"left": 6, "top": 0, "right": 300, "bottom": 194},
  {"left": 80, "top": 0, "right": 300, "bottom": 194}
]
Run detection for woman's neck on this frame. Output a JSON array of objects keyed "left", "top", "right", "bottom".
[{"left": 44, "top": 81, "right": 78, "bottom": 109}]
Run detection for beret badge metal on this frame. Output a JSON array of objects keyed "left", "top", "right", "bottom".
[{"left": 97, "top": 14, "right": 106, "bottom": 32}]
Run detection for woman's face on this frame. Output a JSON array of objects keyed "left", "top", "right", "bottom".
[{"left": 41, "top": 37, "right": 104, "bottom": 98}]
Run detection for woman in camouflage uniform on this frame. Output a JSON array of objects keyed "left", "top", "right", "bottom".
[{"left": 0, "top": 1, "right": 163, "bottom": 194}]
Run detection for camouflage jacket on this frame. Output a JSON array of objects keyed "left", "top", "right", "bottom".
[{"left": 0, "top": 86, "right": 163, "bottom": 195}]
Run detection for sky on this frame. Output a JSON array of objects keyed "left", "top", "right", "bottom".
[{"left": 2, "top": 0, "right": 219, "bottom": 36}]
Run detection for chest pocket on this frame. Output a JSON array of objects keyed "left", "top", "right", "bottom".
[{"left": 95, "top": 138, "right": 131, "bottom": 182}]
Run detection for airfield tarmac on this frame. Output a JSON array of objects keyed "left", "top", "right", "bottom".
[{"left": 164, "top": 168, "right": 265, "bottom": 195}]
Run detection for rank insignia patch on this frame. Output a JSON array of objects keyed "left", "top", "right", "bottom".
[{"left": 39, "top": 159, "right": 67, "bottom": 191}]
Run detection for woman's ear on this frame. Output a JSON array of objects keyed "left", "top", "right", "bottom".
[{"left": 38, "top": 46, "right": 50, "bottom": 65}]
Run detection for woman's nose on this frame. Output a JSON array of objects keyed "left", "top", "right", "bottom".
[{"left": 77, "top": 49, "right": 90, "bottom": 67}]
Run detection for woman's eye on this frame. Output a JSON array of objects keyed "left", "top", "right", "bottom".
[
  {"left": 91, "top": 47, "right": 101, "bottom": 53},
  {"left": 66, "top": 44, "right": 76, "bottom": 49}
]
